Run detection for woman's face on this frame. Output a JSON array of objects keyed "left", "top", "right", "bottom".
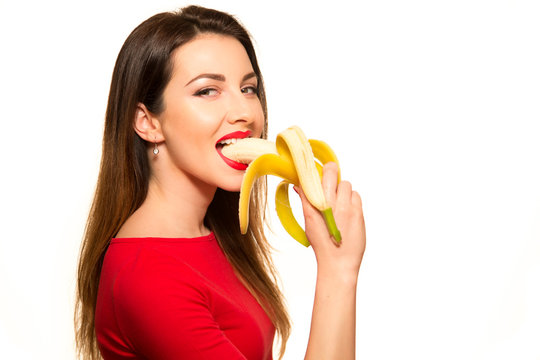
[{"left": 156, "top": 33, "right": 264, "bottom": 192}]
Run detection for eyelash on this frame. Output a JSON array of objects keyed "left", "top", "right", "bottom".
[
  {"left": 195, "top": 88, "right": 218, "bottom": 96},
  {"left": 194, "top": 86, "right": 259, "bottom": 97},
  {"left": 241, "top": 86, "right": 259, "bottom": 95}
]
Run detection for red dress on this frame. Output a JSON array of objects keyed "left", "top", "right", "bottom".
[{"left": 95, "top": 233, "right": 275, "bottom": 359}]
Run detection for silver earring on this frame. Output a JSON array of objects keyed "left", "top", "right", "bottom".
[{"left": 153, "top": 140, "right": 159, "bottom": 155}]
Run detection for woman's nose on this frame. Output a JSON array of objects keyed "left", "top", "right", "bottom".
[{"left": 225, "top": 90, "right": 257, "bottom": 125}]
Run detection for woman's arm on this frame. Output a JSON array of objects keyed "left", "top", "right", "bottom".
[{"left": 297, "top": 162, "right": 366, "bottom": 360}]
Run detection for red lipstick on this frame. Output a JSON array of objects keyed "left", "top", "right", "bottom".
[{"left": 216, "top": 130, "right": 251, "bottom": 170}]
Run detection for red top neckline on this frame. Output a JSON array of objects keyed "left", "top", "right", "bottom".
[{"left": 111, "top": 232, "right": 215, "bottom": 244}]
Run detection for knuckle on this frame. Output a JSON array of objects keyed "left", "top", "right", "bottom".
[
  {"left": 302, "top": 206, "right": 319, "bottom": 222},
  {"left": 323, "top": 161, "right": 338, "bottom": 172},
  {"left": 322, "top": 163, "right": 339, "bottom": 180},
  {"left": 338, "top": 180, "right": 352, "bottom": 191},
  {"left": 352, "top": 190, "right": 362, "bottom": 205}
]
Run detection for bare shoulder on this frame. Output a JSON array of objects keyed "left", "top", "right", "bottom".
[{"left": 115, "top": 205, "right": 158, "bottom": 238}]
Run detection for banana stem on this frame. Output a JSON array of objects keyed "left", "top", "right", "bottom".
[{"left": 321, "top": 208, "right": 342, "bottom": 244}]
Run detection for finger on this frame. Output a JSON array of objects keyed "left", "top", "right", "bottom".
[
  {"left": 294, "top": 185, "right": 319, "bottom": 219},
  {"left": 294, "top": 185, "right": 333, "bottom": 248},
  {"left": 351, "top": 190, "right": 363, "bottom": 208},
  {"left": 352, "top": 190, "right": 366, "bottom": 238},
  {"left": 351, "top": 190, "right": 364, "bottom": 219},
  {"left": 336, "top": 180, "right": 353, "bottom": 209},
  {"left": 322, "top": 162, "right": 339, "bottom": 207}
]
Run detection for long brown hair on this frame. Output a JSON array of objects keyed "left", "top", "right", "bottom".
[{"left": 75, "top": 5, "right": 290, "bottom": 359}]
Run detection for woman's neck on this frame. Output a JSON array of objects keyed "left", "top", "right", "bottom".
[{"left": 116, "top": 168, "right": 216, "bottom": 239}]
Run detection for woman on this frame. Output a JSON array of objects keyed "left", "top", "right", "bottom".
[{"left": 75, "top": 5, "right": 365, "bottom": 360}]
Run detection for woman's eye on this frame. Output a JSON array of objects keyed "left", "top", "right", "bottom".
[
  {"left": 195, "top": 88, "right": 218, "bottom": 96},
  {"left": 241, "top": 86, "right": 258, "bottom": 95}
]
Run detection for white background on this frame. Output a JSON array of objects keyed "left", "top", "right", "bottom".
[{"left": 0, "top": 0, "right": 539, "bottom": 359}]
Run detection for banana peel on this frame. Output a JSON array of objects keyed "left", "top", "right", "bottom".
[{"left": 222, "top": 126, "right": 341, "bottom": 247}]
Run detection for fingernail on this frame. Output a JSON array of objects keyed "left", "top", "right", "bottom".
[{"left": 293, "top": 186, "right": 299, "bottom": 194}]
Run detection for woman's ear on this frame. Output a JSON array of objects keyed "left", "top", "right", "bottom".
[{"left": 133, "top": 103, "right": 164, "bottom": 142}]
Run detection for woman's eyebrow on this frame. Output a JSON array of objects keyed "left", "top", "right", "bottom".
[
  {"left": 242, "top": 72, "right": 257, "bottom": 82},
  {"left": 185, "top": 72, "right": 257, "bottom": 87},
  {"left": 185, "top": 73, "right": 225, "bottom": 86}
]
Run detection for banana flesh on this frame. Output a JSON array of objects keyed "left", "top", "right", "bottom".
[
  {"left": 222, "top": 126, "right": 341, "bottom": 246},
  {"left": 221, "top": 138, "right": 279, "bottom": 164}
]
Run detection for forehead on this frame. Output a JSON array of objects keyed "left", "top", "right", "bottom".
[{"left": 171, "top": 33, "right": 254, "bottom": 80}]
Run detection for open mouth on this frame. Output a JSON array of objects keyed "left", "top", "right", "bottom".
[{"left": 216, "top": 130, "right": 251, "bottom": 170}]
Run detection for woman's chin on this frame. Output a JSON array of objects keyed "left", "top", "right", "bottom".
[{"left": 216, "top": 178, "right": 243, "bottom": 193}]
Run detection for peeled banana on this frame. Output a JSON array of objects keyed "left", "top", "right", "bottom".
[{"left": 222, "top": 126, "right": 341, "bottom": 247}]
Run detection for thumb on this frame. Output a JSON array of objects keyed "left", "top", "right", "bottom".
[{"left": 293, "top": 185, "right": 323, "bottom": 227}]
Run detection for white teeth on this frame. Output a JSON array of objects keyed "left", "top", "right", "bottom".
[{"left": 219, "top": 138, "right": 239, "bottom": 145}]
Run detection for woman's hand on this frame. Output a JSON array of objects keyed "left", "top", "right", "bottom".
[
  {"left": 297, "top": 161, "right": 366, "bottom": 360},
  {"left": 296, "top": 162, "right": 366, "bottom": 276}
]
